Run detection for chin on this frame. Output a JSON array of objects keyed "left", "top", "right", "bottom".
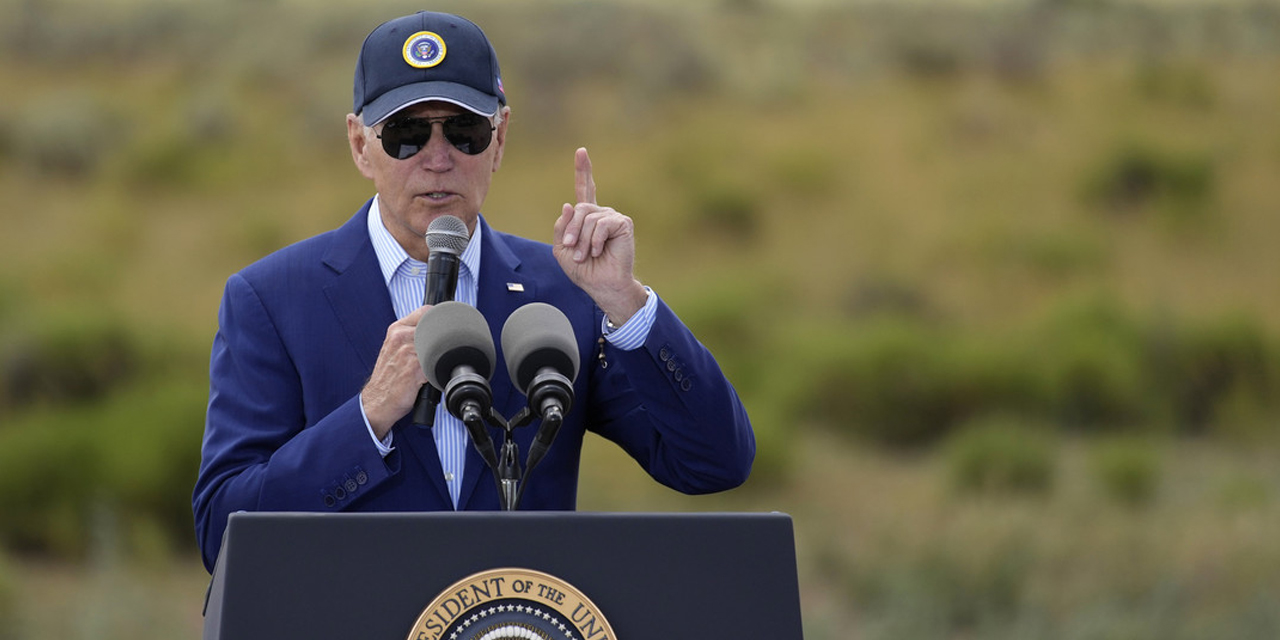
[{"left": 425, "top": 209, "right": 477, "bottom": 229}]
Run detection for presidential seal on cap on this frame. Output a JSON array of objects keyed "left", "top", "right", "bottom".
[
  {"left": 353, "top": 11, "right": 505, "bottom": 125},
  {"left": 403, "top": 31, "right": 446, "bottom": 68}
]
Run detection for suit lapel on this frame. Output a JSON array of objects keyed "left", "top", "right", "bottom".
[
  {"left": 321, "top": 203, "right": 395, "bottom": 373},
  {"left": 321, "top": 202, "right": 454, "bottom": 506}
]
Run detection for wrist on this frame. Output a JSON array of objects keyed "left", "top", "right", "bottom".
[
  {"left": 599, "top": 280, "right": 648, "bottom": 327},
  {"left": 360, "top": 391, "right": 395, "bottom": 440}
]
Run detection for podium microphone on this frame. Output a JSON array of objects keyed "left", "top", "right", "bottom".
[
  {"left": 501, "top": 303, "right": 580, "bottom": 477},
  {"left": 411, "top": 215, "right": 471, "bottom": 427},
  {"left": 414, "top": 301, "right": 499, "bottom": 472}
]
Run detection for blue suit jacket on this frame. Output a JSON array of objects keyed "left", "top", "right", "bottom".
[{"left": 193, "top": 203, "right": 754, "bottom": 570}]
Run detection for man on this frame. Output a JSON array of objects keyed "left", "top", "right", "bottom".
[{"left": 192, "top": 11, "right": 754, "bottom": 572}]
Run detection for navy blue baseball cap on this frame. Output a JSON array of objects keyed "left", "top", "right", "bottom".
[{"left": 353, "top": 12, "right": 505, "bottom": 125}]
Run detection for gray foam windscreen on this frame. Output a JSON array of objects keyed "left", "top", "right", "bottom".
[
  {"left": 414, "top": 301, "right": 495, "bottom": 390},
  {"left": 500, "top": 302, "right": 580, "bottom": 391}
]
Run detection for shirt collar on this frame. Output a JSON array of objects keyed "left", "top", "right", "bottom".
[{"left": 366, "top": 196, "right": 482, "bottom": 286}]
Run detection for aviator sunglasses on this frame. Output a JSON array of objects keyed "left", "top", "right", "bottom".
[{"left": 377, "top": 113, "right": 496, "bottom": 159}]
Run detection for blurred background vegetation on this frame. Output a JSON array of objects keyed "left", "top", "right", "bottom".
[{"left": 1, "top": 0, "right": 1279, "bottom": 637}]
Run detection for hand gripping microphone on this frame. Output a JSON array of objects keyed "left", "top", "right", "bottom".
[
  {"left": 500, "top": 303, "right": 580, "bottom": 473},
  {"left": 414, "top": 301, "right": 499, "bottom": 471},
  {"left": 411, "top": 215, "right": 471, "bottom": 427}
]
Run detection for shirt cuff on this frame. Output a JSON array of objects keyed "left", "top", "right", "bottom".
[
  {"left": 358, "top": 392, "right": 395, "bottom": 457},
  {"left": 601, "top": 286, "right": 657, "bottom": 351}
]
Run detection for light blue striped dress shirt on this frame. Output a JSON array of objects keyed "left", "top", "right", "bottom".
[{"left": 359, "top": 198, "right": 657, "bottom": 508}]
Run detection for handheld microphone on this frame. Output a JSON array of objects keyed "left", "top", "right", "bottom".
[
  {"left": 501, "top": 303, "right": 580, "bottom": 470},
  {"left": 414, "top": 301, "right": 498, "bottom": 470},
  {"left": 423, "top": 215, "right": 469, "bottom": 305},
  {"left": 411, "top": 215, "right": 471, "bottom": 427}
]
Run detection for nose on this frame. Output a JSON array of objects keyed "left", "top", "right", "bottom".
[{"left": 416, "top": 122, "right": 455, "bottom": 172}]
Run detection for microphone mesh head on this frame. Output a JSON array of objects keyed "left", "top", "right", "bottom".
[
  {"left": 425, "top": 215, "right": 470, "bottom": 255},
  {"left": 500, "top": 302, "right": 580, "bottom": 391},
  {"left": 414, "top": 301, "right": 495, "bottom": 390}
]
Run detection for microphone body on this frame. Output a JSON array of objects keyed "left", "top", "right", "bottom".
[
  {"left": 500, "top": 303, "right": 581, "bottom": 475},
  {"left": 414, "top": 301, "right": 500, "bottom": 472},
  {"left": 423, "top": 250, "right": 460, "bottom": 306},
  {"left": 412, "top": 216, "right": 471, "bottom": 427}
]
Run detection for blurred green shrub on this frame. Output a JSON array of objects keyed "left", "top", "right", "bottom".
[
  {"left": 987, "top": 230, "right": 1110, "bottom": 281},
  {"left": 793, "top": 319, "right": 959, "bottom": 447},
  {"left": 11, "top": 90, "right": 130, "bottom": 179},
  {"left": 896, "top": 40, "right": 965, "bottom": 80},
  {"left": 1, "top": 313, "right": 141, "bottom": 415},
  {"left": 119, "top": 88, "right": 245, "bottom": 191},
  {"left": 1082, "top": 141, "right": 1216, "bottom": 217},
  {"left": 661, "top": 132, "right": 764, "bottom": 244},
  {"left": 768, "top": 149, "right": 843, "bottom": 202},
  {"left": 0, "top": 379, "right": 206, "bottom": 559},
  {"left": 691, "top": 182, "right": 761, "bottom": 242},
  {"left": 1152, "top": 314, "right": 1276, "bottom": 436},
  {"left": 1134, "top": 61, "right": 1216, "bottom": 109},
  {"left": 944, "top": 415, "right": 1056, "bottom": 496},
  {"left": 0, "top": 279, "right": 18, "bottom": 324},
  {"left": 672, "top": 279, "right": 775, "bottom": 391},
  {"left": 1029, "top": 295, "right": 1151, "bottom": 430},
  {"left": 0, "top": 406, "right": 101, "bottom": 556},
  {"left": 853, "top": 536, "right": 1034, "bottom": 636},
  {"left": 843, "top": 275, "right": 936, "bottom": 320},
  {"left": 1215, "top": 472, "right": 1273, "bottom": 512},
  {"left": 785, "top": 318, "right": 1031, "bottom": 448},
  {"left": 737, "top": 399, "right": 796, "bottom": 488},
  {"left": 1090, "top": 436, "right": 1163, "bottom": 507},
  {"left": 0, "top": 112, "right": 12, "bottom": 164},
  {"left": 673, "top": 281, "right": 793, "bottom": 483},
  {"left": 788, "top": 292, "right": 1279, "bottom": 449},
  {"left": 0, "top": 548, "right": 16, "bottom": 640}
]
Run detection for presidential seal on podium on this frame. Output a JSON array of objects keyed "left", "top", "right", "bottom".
[{"left": 406, "top": 568, "right": 616, "bottom": 640}]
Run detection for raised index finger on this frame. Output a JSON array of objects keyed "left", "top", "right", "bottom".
[{"left": 574, "top": 147, "right": 596, "bottom": 205}]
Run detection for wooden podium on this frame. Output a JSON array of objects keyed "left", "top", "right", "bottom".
[{"left": 203, "top": 511, "right": 803, "bottom": 639}]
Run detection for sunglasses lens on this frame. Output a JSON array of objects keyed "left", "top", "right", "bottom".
[
  {"left": 442, "top": 114, "right": 493, "bottom": 155},
  {"left": 380, "top": 120, "right": 430, "bottom": 159},
  {"left": 380, "top": 114, "right": 493, "bottom": 159}
]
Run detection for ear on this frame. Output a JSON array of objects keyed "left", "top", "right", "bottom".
[
  {"left": 347, "top": 113, "right": 376, "bottom": 180},
  {"left": 490, "top": 106, "right": 510, "bottom": 173}
]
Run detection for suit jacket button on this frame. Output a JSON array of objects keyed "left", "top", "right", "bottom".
[
  {"left": 323, "top": 494, "right": 336, "bottom": 508},
  {"left": 673, "top": 369, "right": 684, "bottom": 382},
  {"left": 681, "top": 379, "right": 692, "bottom": 391},
  {"left": 334, "top": 486, "right": 347, "bottom": 501},
  {"left": 666, "top": 359, "right": 677, "bottom": 372},
  {"left": 659, "top": 347, "right": 671, "bottom": 362},
  {"left": 355, "top": 470, "right": 369, "bottom": 485},
  {"left": 344, "top": 478, "right": 359, "bottom": 493}
]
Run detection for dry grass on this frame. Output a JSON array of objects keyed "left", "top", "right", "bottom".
[{"left": 3, "top": 2, "right": 1280, "bottom": 638}]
